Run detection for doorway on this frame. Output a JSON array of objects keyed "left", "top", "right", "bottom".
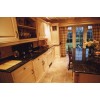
[
  {"left": 66, "top": 27, "right": 73, "bottom": 52},
  {"left": 75, "top": 27, "right": 84, "bottom": 61}
]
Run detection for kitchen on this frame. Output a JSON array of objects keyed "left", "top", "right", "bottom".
[{"left": 0, "top": 17, "right": 100, "bottom": 83}]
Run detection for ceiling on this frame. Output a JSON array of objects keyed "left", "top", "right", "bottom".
[
  {"left": 41, "top": 17, "right": 74, "bottom": 22},
  {"left": 40, "top": 17, "right": 100, "bottom": 23}
]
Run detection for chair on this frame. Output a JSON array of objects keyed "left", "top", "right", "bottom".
[{"left": 68, "top": 46, "right": 73, "bottom": 70}]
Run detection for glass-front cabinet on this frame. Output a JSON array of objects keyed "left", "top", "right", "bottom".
[{"left": 16, "top": 17, "right": 37, "bottom": 39}]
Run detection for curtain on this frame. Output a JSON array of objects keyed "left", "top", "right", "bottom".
[
  {"left": 59, "top": 27, "right": 67, "bottom": 57},
  {"left": 93, "top": 24, "right": 100, "bottom": 42}
]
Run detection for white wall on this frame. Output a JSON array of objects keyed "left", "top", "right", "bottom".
[{"left": 51, "top": 23, "right": 59, "bottom": 45}]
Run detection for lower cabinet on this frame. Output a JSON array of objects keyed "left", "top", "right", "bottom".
[
  {"left": 12, "top": 61, "right": 35, "bottom": 83},
  {"left": 55, "top": 46, "right": 60, "bottom": 58},
  {"left": 0, "top": 61, "right": 35, "bottom": 83},
  {"left": 46, "top": 46, "right": 55, "bottom": 67},
  {"left": 73, "top": 72, "right": 100, "bottom": 83},
  {"left": 32, "top": 56, "right": 44, "bottom": 82},
  {"left": 51, "top": 46, "right": 55, "bottom": 62},
  {"left": 0, "top": 46, "right": 56, "bottom": 83},
  {"left": 32, "top": 47, "right": 55, "bottom": 82},
  {"left": 42, "top": 53, "right": 48, "bottom": 72},
  {"left": 47, "top": 49, "right": 52, "bottom": 66}
]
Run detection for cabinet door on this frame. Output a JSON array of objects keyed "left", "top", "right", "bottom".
[
  {"left": 55, "top": 46, "right": 60, "bottom": 58},
  {"left": 12, "top": 61, "right": 35, "bottom": 83},
  {"left": 37, "top": 19, "right": 45, "bottom": 38},
  {"left": 51, "top": 47, "right": 55, "bottom": 62},
  {"left": 46, "top": 49, "right": 52, "bottom": 66},
  {"left": 42, "top": 53, "right": 48, "bottom": 72},
  {"left": 0, "top": 17, "right": 18, "bottom": 42},
  {"left": 33, "top": 56, "right": 44, "bottom": 82}
]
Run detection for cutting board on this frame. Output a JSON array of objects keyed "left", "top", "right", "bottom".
[{"left": 0, "top": 60, "right": 21, "bottom": 70}]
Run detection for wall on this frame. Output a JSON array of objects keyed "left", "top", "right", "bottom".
[
  {"left": 51, "top": 23, "right": 59, "bottom": 45},
  {"left": 0, "top": 46, "right": 13, "bottom": 59},
  {"left": 59, "top": 17, "right": 100, "bottom": 27}
]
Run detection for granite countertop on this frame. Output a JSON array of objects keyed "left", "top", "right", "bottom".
[
  {"left": 0, "top": 48, "right": 48, "bottom": 73},
  {"left": 73, "top": 61, "right": 100, "bottom": 75},
  {"left": 0, "top": 44, "right": 60, "bottom": 73}
]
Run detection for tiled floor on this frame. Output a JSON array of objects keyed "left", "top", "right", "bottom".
[{"left": 40, "top": 54, "right": 73, "bottom": 83}]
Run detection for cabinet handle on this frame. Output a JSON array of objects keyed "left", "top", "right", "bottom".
[
  {"left": 24, "top": 67, "right": 26, "bottom": 70},
  {"left": 16, "top": 31, "right": 19, "bottom": 38},
  {"left": 42, "top": 60, "right": 45, "bottom": 65},
  {"left": 32, "top": 69, "right": 34, "bottom": 72}
]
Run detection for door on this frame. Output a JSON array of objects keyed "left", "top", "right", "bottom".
[{"left": 75, "top": 27, "right": 84, "bottom": 61}]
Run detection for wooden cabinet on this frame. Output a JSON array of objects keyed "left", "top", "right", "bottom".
[
  {"left": 32, "top": 47, "right": 55, "bottom": 82},
  {"left": 37, "top": 18, "right": 52, "bottom": 46},
  {"left": 0, "top": 47, "right": 55, "bottom": 83},
  {"left": 16, "top": 17, "right": 37, "bottom": 39},
  {"left": 0, "top": 17, "right": 19, "bottom": 42},
  {"left": 42, "top": 53, "right": 48, "bottom": 72},
  {"left": 51, "top": 46, "right": 55, "bottom": 62},
  {"left": 0, "top": 61, "right": 35, "bottom": 83},
  {"left": 37, "top": 19, "right": 45, "bottom": 39},
  {"left": 46, "top": 46, "right": 55, "bottom": 66},
  {"left": 12, "top": 61, "right": 35, "bottom": 83},
  {"left": 32, "top": 56, "right": 44, "bottom": 82},
  {"left": 55, "top": 46, "right": 60, "bottom": 58},
  {"left": 47, "top": 49, "right": 52, "bottom": 66},
  {"left": 73, "top": 72, "right": 100, "bottom": 83}
]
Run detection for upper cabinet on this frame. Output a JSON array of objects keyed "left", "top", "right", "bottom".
[
  {"left": 37, "top": 18, "right": 45, "bottom": 39},
  {"left": 0, "top": 17, "right": 38, "bottom": 47},
  {"left": 37, "top": 18, "right": 52, "bottom": 45},
  {"left": 0, "top": 17, "right": 19, "bottom": 42},
  {"left": 16, "top": 17, "right": 37, "bottom": 39}
]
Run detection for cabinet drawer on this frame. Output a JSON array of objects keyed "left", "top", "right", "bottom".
[{"left": 11, "top": 61, "right": 34, "bottom": 82}]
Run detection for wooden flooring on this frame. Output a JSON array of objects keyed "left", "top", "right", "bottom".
[{"left": 40, "top": 55, "right": 73, "bottom": 83}]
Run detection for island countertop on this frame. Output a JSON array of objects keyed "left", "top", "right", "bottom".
[{"left": 73, "top": 61, "right": 100, "bottom": 75}]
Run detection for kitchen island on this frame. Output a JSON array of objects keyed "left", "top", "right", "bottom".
[{"left": 72, "top": 52, "right": 100, "bottom": 83}]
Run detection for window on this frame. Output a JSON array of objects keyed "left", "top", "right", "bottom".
[
  {"left": 67, "top": 32, "right": 72, "bottom": 43},
  {"left": 75, "top": 27, "right": 84, "bottom": 61},
  {"left": 66, "top": 27, "right": 73, "bottom": 51},
  {"left": 52, "top": 26, "right": 57, "bottom": 31},
  {"left": 87, "top": 25, "right": 93, "bottom": 41},
  {"left": 88, "top": 26, "right": 92, "bottom": 29},
  {"left": 68, "top": 27, "right": 72, "bottom": 31}
]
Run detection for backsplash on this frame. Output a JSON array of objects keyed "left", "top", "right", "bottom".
[
  {"left": 0, "top": 46, "right": 13, "bottom": 59},
  {"left": 0, "top": 40, "right": 48, "bottom": 60},
  {"left": 12, "top": 42, "right": 35, "bottom": 59}
]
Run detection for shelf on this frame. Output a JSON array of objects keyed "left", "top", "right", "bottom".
[
  {"left": 0, "top": 38, "right": 38, "bottom": 47},
  {"left": 16, "top": 17, "right": 37, "bottom": 39},
  {"left": 18, "top": 25, "right": 36, "bottom": 30},
  {"left": 38, "top": 37, "right": 48, "bottom": 40}
]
